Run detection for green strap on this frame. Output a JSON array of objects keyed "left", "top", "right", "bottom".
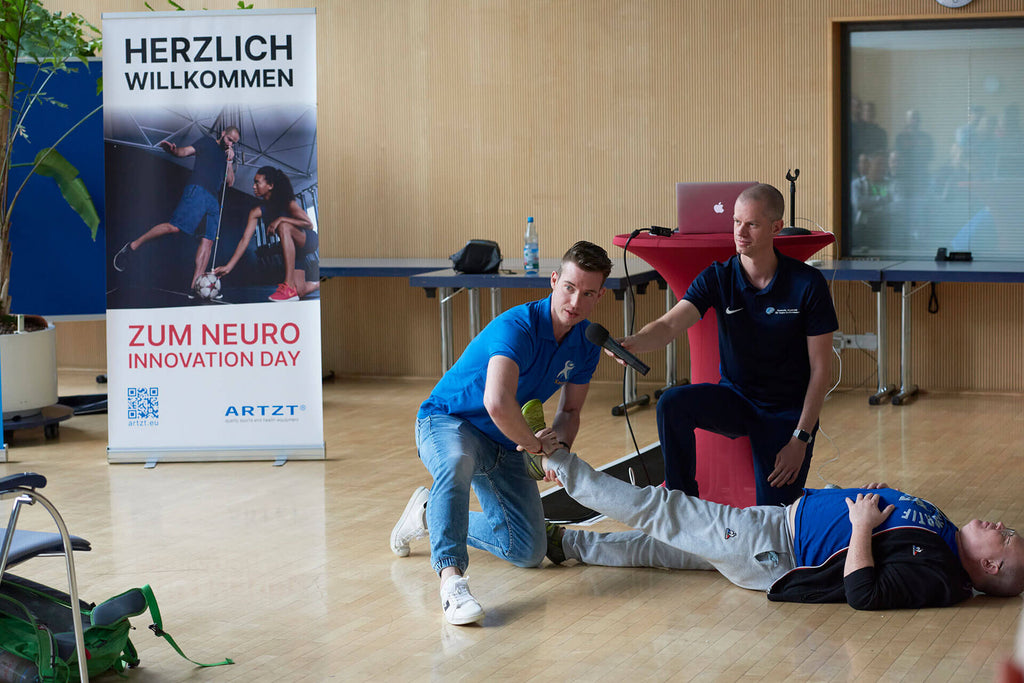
[
  {"left": 0, "top": 592, "right": 58, "bottom": 681},
  {"left": 113, "top": 637, "right": 139, "bottom": 676},
  {"left": 139, "top": 585, "right": 233, "bottom": 668},
  {"left": 35, "top": 625, "right": 57, "bottom": 683}
]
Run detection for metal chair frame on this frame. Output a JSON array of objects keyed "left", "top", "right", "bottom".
[{"left": 0, "top": 473, "right": 89, "bottom": 682}]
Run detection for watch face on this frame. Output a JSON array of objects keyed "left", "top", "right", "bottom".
[{"left": 935, "top": 0, "right": 973, "bottom": 7}]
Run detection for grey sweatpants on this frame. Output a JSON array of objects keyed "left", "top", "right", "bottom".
[{"left": 550, "top": 449, "right": 797, "bottom": 591}]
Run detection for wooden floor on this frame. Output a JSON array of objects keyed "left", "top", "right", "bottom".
[{"left": 3, "top": 372, "right": 1023, "bottom": 682}]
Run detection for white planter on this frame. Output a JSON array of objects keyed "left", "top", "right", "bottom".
[{"left": 0, "top": 324, "right": 58, "bottom": 418}]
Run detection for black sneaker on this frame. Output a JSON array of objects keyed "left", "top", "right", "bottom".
[
  {"left": 112, "top": 242, "right": 134, "bottom": 272},
  {"left": 545, "top": 522, "right": 566, "bottom": 565}
]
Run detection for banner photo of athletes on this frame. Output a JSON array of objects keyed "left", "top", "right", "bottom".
[{"left": 103, "top": 9, "right": 323, "bottom": 462}]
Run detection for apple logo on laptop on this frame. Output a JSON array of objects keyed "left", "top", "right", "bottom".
[{"left": 713, "top": 202, "right": 724, "bottom": 214}]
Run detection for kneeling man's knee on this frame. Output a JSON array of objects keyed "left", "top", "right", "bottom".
[{"left": 508, "top": 529, "right": 547, "bottom": 568}]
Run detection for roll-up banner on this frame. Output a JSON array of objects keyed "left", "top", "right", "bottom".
[{"left": 103, "top": 9, "right": 323, "bottom": 463}]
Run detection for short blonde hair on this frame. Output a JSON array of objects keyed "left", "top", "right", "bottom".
[{"left": 737, "top": 183, "right": 785, "bottom": 222}]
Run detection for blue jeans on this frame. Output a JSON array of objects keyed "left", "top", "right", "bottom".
[
  {"left": 415, "top": 414, "right": 546, "bottom": 575},
  {"left": 656, "top": 383, "right": 815, "bottom": 507}
]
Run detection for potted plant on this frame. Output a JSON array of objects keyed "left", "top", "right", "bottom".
[{"left": 1, "top": 0, "right": 101, "bottom": 423}]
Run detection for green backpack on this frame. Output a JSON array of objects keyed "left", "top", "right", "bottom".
[{"left": 0, "top": 573, "right": 232, "bottom": 682}]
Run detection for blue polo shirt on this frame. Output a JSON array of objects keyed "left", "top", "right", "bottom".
[
  {"left": 418, "top": 296, "right": 600, "bottom": 450},
  {"left": 683, "top": 251, "right": 838, "bottom": 409},
  {"left": 794, "top": 487, "right": 960, "bottom": 567}
]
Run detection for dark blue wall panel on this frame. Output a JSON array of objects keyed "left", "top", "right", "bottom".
[{"left": 8, "top": 60, "right": 104, "bottom": 316}]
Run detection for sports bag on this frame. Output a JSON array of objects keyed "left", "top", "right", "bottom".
[
  {"left": 0, "top": 574, "right": 232, "bottom": 682},
  {"left": 450, "top": 239, "right": 502, "bottom": 274}
]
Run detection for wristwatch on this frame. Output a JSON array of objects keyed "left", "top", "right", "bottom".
[{"left": 792, "top": 428, "right": 813, "bottom": 444}]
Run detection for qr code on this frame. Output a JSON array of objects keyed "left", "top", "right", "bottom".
[{"left": 127, "top": 387, "right": 159, "bottom": 419}]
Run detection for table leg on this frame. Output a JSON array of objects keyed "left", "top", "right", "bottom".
[
  {"left": 655, "top": 287, "right": 687, "bottom": 399},
  {"left": 490, "top": 288, "right": 502, "bottom": 320},
  {"left": 612, "top": 286, "right": 651, "bottom": 416},
  {"left": 624, "top": 285, "right": 636, "bottom": 403},
  {"left": 892, "top": 280, "right": 919, "bottom": 405},
  {"left": 468, "top": 288, "right": 481, "bottom": 338},
  {"left": 868, "top": 281, "right": 897, "bottom": 405},
  {"left": 439, "top": 286, "right": 454, "bottom": 373}
]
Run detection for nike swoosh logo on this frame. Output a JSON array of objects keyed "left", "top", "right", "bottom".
[{"left": 725, "top": 307, "right": 744, "bottom": 315}]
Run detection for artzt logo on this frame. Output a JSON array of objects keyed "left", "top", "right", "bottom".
[
  {"left": 713, "top": 201, "right": 725, "bottom": 214},
  {"left": 224, "top": 404, "right": 305, "bottom": 423}
]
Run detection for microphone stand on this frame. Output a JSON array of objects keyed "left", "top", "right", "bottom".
[{"left": 786, "top": 168, "right": 799, "bottom": 229}]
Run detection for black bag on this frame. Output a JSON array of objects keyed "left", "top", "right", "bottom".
[{"left": 450, "top": 240, "right": 502, "bottom": 274}]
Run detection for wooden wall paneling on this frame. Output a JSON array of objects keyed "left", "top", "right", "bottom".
[
  {"left": 320, "top": 276, "right": 442, "bottom": 378},
  {"left": 54, "top": 320, "right": 106, "bottom": 372},
  {"left": 910, "top": 282, "right": 1024, "bottom": 393}
]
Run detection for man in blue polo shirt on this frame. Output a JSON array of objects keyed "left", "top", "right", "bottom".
[
  {"left": 618, "top": 183, "right": 838, "bottom": 506},
  {"left": 536, "top": 447, "right": 1024, "bottom": 609},
  {"left": 390, "top": 241, "right": 613, "bottom": 625}
]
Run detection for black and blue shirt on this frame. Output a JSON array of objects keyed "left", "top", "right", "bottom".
[{"left": 794, "top": 487, "right": 960, "bottom": 568}]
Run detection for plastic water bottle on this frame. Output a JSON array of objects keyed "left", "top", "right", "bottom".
[{"left": 523, "top": 216, "right": 539, "bottom": 275}]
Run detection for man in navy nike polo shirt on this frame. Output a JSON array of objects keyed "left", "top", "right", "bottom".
[{"left": 616, "top": 183, "right": 838, "bottom": 506}]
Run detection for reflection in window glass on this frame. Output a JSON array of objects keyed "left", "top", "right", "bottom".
[{"left": 843, "top": 22, "right": 1024, "bottom": 260}]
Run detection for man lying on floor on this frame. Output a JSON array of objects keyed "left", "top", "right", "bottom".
[{"left": 531, "top": 448, "right": 1024, "bottom": 609}]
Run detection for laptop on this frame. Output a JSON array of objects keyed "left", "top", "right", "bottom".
[{"left": 676, "top": 181, "right": 758, "bottom": 234}]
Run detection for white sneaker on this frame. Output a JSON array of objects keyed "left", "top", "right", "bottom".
[
  {"left": 440, "top": 575, "right": 485, "bottom": 625},
  {"left": 390, "top": 486, "right": 429, "bottom": 557}
]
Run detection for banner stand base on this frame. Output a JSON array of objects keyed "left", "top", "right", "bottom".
[{"left": 108, "top": 444, "right": 325, "bottom": 464}]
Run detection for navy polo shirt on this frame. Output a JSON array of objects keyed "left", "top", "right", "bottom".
[
  {"left": 683, "top": 251, "right": 838, "bottom": 410},
  {"left": 418, "top": 296, "right": 600, "bottom": 450},
  {"left": 189, "top": 136, "right": 228, "bottom": 197}
]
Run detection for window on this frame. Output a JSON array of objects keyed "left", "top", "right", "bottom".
[{"left": 842, "top": 20, "right": 1024, "bottom": 260}]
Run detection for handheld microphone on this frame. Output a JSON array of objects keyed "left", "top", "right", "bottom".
[{"left": 585, "top": 323, "right": 650, "bottom": 376}]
